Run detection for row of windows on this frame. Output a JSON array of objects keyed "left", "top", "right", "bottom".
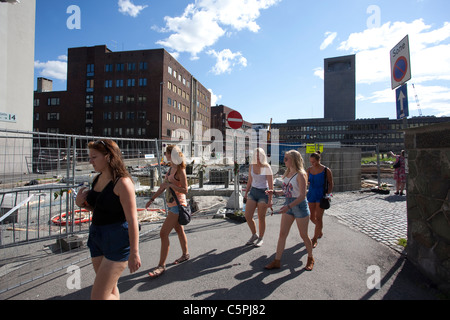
[
  {"left": 167, "top": 98, "right": 190, "bottom": 114},
  {"left": 100, "top": 62, "right": 149, "bottom": 73},
  {"left": 280, "top": 133, "right": 405, "bottom": 141},
  {"left": 104, "top": 78, "right": 147, "bottom": 88},
  {"left": 101, "top": 111, "right": 147, "bottom": 121},
  {"left": 166, "top": 112, "right": 190, "bottom": 127},
  {"left": 94, "top": 127, "right": 147, "bottom": 137},
  {"left": 34, "top": 98, "right": 60, "bottom": 107},
  {"left": 168, "top": 66, "right": 190, "bottom": 88},
  {"left": 279, "top": 122, "right": 432, "bottom": 133},
  {"left": 168, "top": 81, "right": 190, "bottom": 101}
]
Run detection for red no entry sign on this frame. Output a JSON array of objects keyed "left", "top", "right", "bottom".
[{"left": 227, "top": 111, "right": 243, "bottom": 130}]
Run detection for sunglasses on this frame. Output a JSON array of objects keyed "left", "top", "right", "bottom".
[{"left": 95, "top": 140, "right": 110, "bottom": 153}]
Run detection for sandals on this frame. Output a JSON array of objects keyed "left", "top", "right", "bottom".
[
  {"left": 174, "top": 253, "right": 190, "bottom": 265},
  {"left": 305, "top": 257, "right": 315, "bottom": 271},
  {"left": 148, "top": 265, "right": 166, "bottom": 278}
]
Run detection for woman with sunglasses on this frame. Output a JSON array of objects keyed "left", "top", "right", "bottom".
[
  {"left": 265, "top": 150, "right": 314, "bottom": 271},
  {"left": 75, "top": 139, "right": 141, "bottom": 300}
]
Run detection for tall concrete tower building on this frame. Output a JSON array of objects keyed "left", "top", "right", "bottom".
[{"left": 324, "top": 54, "right": 356, "bottom": 121}]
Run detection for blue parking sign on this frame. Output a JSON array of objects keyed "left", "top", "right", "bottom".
[{"left": 396, "top": 84, "right": 409, "bottom": 120}]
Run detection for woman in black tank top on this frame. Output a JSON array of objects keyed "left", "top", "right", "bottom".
[{"left": 75, "top": 139, "right": 141, "bottom": 300}]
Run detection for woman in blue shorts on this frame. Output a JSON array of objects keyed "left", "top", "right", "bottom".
[
  {"left": 307, "top": 151, "right": 333, "bottom": 249},
  {"left": 243, "top": 148, "right": 274, "bottom": 247},
  {"left": 265, "top": 150, "right": 314, "bottom": 271},
  {"left": 76, "top": 139, "right": 141, "bottom": 300}
]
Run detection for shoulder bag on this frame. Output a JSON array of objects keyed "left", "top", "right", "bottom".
[
  {"left": 319, "top": 167, "right": 330, "bottom": 210},
  {"left": 169, "top": 187, "right": 191, "bottom": 225}
]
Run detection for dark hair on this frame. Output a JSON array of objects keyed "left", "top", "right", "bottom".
[
  {"left": 310, "top": 151, "right": 321, "bottom": 161},
  {"left": 88, "top": 139, "right": 131, "bottom": 181}
]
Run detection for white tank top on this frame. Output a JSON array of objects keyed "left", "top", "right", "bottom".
[
  {"left": 283, "top": 173, "right": 300, "bottom": 198},
  {"left": 251, "top": 165, "right": 269, "bottom": 189}
]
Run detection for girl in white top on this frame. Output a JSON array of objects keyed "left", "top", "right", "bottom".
[
  {"left": 243, "top": 148, "right": 274, "bottom": 247},
  {"left": 265, "top": 150, "right": 314, "bottom": 271}
]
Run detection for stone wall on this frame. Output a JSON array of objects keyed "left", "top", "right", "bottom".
[
  {"left": 405, "top": 122, "right": 450, "bottom": 293},
  {"left": 300, "top": 148, "right": 361, "bottom": 192}
]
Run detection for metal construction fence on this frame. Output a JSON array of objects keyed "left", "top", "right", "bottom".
[{"left": 0, "top": 128, "right": 391, "bottom": 293}]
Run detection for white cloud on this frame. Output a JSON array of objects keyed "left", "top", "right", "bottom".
[
  {"left": 313, "top": 67, "right": 324, "bottom": 80},
  {"left": 314, "top": 19, "right": 450, "bottom": 117},
  {"left": 208, "top": 88, "right": 222, "bottom": 106},
  {"left": 34, "top": 56, "right": 67, "bottom": 81},
  {"left": 320, "top": 32, "right": 337, "bottom": 50},
  {"left": 118, "top": 0, "right": 148, "bottom": 18},
  {"left": 155, "top": 0, "right": 281, "bottom": 60},
  {"left": 337, "top": 19, "right": 450, "bottom": 85},
  {"left": 207, "top": 49, "right": 248, "bottom": 75}
]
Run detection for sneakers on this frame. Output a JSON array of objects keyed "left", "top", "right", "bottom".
[
  {"left": 254, "top": 238, "right": 264, "bottom": 247},
  {"left": 246, "top": 234, "right": 259, "bottom": 245},
  {"left": 246, "top": 234, "right": 264, "bottom": 247}
]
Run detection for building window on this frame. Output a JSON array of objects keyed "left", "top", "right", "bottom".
[
  {"left": 138, "top": 95, "right": 147, "bottom": 103},
  {"left": 115, "top": 95, "right": 124, "bottom": 103},
  {"left": 103, "top": 128, "right": 112, "bottom": 136},
  {"left": 86, "top": 95, "right": 94, "bottom": 107},
  {"left": 168, "top": 66, "right": 172, "bottom": 75},
  {"left": 103, "top": 112, "right": 112, "bottom": 120},
  {"left": 138, "top": 128, "right": 146, "bottom": 136},
  {"left": 126, "top": 112, "right": 135, "bottom": 120},
  {"left": 126, "top": 95, "right": 135, "bottom": 103},
  {"left": 116, "top": 63, "right": 125, "bottom": 72},
  {"left": 168, "top": 97, "right": 172, "bottom": 106},
  {"left": 34, "top": 99, "right": 40, "bottom": 107},
  {"left": 105, "top": 80, "right": 113, "bottom": 88},
  {"left": 47, "top": 113, "right": 60, "bottom": 121},
  {"left": 86, "top": 111, "right": 93, "bottom": 120},
  {"left": 86, "top": 80, "right": 94, "bottom": 92},
  {"left": 128, "top": 63, "right": 136, "bottom": 71},
  {"left": 139, "top": 62, "right": 148, "bottom": 70},
  {"left": 114, "top": 128, "right": 123, "bottom": 136},
  {"left": 87, "top": 64, "right": 94, "bottom": 76},
  {"left": 138, "top": 111, "right": 146, "bottom": 120},
  {"left": 167, "top": 112, "right": 171, "bottom": 121},
  {"left": 126, "top": 128, "right": 134, "bottom": 136},
  {"left": 34, "top": 113, "right": 39, "bottom": 121},
  {"left": 127, "top": 79, "right": 135, "bottom": 87},
  {"left": 105, "top": 64, "right": 113, "bottom": 72},
  {"left": 104, "top": 96, "right": 113, "bottom": 104},
  {"left": 116, "top": 79, "right": 124, "bottom": 87},
  {"left": 48, "top": 97, "right": 60, "bottom": 106},
  {"left": 139, "top": 78, "right": 147, "bottom": 87}
]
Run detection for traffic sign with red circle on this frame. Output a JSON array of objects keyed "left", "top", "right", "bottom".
[
  {"left": 227, "top": 111, "right": 243, "bottom": 130},
  {"left": 393, "top": 56, "right": 408, "bottom": 82}
]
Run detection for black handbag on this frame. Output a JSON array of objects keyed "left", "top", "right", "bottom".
[
  {"left": 169, "top": 187, "right": 191, "bottom": 225},
  {"left": 393, "top": 160, "right": 401, "bottom": 169},
  {"left": 319, "top": 167, "right": 330, "bottom": 210}
]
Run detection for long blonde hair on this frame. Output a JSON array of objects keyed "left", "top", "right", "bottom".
[
  {"left": 283, "top": 150, "right": 306, "bottom": 178},
  {"left": 251, "top": 148, "right": 269, "bottom": 167}
]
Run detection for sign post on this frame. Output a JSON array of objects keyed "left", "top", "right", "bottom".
[
  {"left": 227, "top": 111, "right": 243, "bottom": 211},
  {"left": 390, "top": 35, "right": 411, "bottom": 90},
  {"left": 391, "top": 35, "right": 411, "bottom": 128}
]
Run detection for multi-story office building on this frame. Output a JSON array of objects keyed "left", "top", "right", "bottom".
[
  {"left": 1, "top": 0, "right": 36, "bottom": 176},
  {"left": 34, "top": 45, "right": 211, "bottom": 141},
  {"left": 273, "top": 116, "right": 450, "bottom": 152},
  {"left": 324, "top": 54, "right": 356, "bottom": 121}
]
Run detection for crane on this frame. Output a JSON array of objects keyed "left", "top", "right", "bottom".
[{"left": 412, "top": 83, "right": 423, "bottom": 116}]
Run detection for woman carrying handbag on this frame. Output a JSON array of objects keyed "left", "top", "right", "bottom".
[{"left": 146, "top": 145, "right": 190, "bottom": 278}]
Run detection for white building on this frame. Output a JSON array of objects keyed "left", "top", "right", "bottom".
[{"left": 0, "top": 0, "right": 36, "bottom": 175}]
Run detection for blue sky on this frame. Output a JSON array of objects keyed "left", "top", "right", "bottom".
[{"left": 34, "top": 0, "right": 450, "bottom": 124}]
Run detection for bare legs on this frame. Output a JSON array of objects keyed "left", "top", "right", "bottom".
[
  {"left": 265, "top": 213, "right": 314, "bottom": 270},
  {"left": 308, "top": 202, "right": 324, "bottom": 247},
  {"left": 158, "top": 211, "right": 189, "bottom": 267},
  {"left": 91, "top": 256, "right": 127, "bottom": 300},
  {"left": 245, "top": 200, "right": 268, "bottom": 244}
]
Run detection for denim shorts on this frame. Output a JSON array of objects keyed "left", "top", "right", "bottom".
[
  {"left": 87, "top": 221, "right": 130, "bottom": 262},
  {"left": 168, "top": 205, "right": 188, "bottom": 214},
  {"left": 285, "top": 198, "right": 310, "bottom": 219},
  {"left": 247, "top": 187, "right": 269, "bottom": 204}
]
